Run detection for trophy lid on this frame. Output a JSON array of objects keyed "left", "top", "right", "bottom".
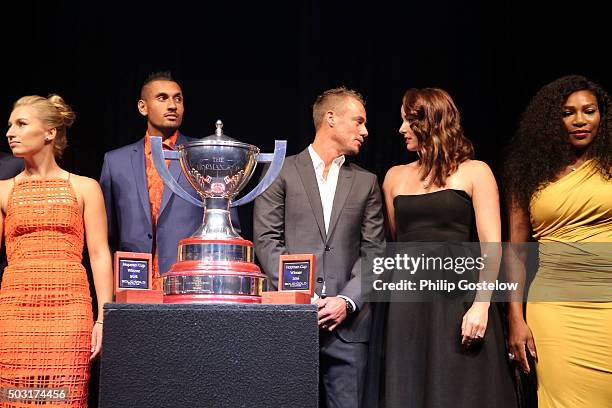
[{"left": 184, "top": 120, "right": 258, "bottom": 152}]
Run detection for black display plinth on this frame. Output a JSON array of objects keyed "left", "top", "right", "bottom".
[{"left": 99, "top": 303, "right": 318, "bottom": 408}]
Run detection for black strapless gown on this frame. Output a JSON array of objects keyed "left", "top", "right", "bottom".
[{"left": 381, "top": 190, "right": 517, "bottom": 408}]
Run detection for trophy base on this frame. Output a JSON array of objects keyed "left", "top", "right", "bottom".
[
  {"left": 163, "top": 237, "right": 267, "bottom": 304},
  {"left": 164, "top": 294, "right": 263, "bottom": 304},
  {"left": 163, "top": 262, "right": 267, "bottom": 302}
]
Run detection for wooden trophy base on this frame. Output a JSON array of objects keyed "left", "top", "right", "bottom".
[
  {"left": 261, "top": 291, "right": 311, "bottom": 305},
  {"left": 115, "top": 290, "right": 164, "bottom": 304}
]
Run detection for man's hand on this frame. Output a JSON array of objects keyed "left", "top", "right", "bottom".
[{"left": 314, "top": 296, "right": 347, "bottom": 331}]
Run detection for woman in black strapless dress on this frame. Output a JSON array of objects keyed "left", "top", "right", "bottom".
[{"left": 375, "top": 88, "right": 517, "bottom": 408}]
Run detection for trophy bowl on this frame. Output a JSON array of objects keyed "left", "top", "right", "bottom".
[{"left": 179, "top": 140, "right": 259, "bottom": 200}]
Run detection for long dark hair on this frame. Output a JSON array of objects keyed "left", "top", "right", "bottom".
[
  {"left": 503, "top": 75, "right": 612, "bottom": 211},
  {"left": 403, "top": 88, "right": 474, "bottom": 187}
]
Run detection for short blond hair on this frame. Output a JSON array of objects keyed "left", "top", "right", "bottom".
[
  {"left": 312, "top": 86, "right": 365, "bottom": 130},
  {"left": 13, "top": 94, "right": 75, "bottom": 158}
]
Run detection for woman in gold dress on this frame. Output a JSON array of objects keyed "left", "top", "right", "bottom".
[{"left": 504, "top": 75, "right": 612, "bottom": 407}]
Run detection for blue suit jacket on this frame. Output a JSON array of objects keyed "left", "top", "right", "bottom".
[
  {"left": 99, "top": 134, "right": 240, "bottom": 275},
  {"left": 0, "top": 152, "right": 24, "bottom": 283},
  {"left": 0, "top": 152, "right": 24, "bottom": 179}
]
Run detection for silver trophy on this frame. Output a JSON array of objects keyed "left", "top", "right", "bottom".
[{"left": 151, "top": 120, "right": 286, "bottom": 303}]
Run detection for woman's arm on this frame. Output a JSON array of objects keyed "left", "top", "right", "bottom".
[
  {"left": 0, "top": 179, "right": 14, "bottom": 262},
  {"left": 506, "top": 201, "right": 537, "bottom": 373},
  {"left": 461, "top": 161, "right": 501, "bottom": 345},
  {"left": 382, "top": 166, "right": 399, "bottom": 241},
  {"left": 0, "top": 182, "right": 7, "bottom": 260},
  {"left": 79, "top": 177, "right": 113, "bottom": 360}
]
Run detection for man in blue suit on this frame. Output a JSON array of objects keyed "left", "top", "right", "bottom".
[
  {"left": 0, "top": 152, "right": 24, "bottom": 284},
  {"left": 100, "top": 72, "right": 239, "bottom": 289},
  {"left": 0, "top": 151, "right": 23, "bottom": 179}
]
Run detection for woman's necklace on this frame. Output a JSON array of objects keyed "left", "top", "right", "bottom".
[
  {"left": 418, "top": 163, "right": 432, "bottom": 189},
  {"left": 421, "top": 175, "right": 431, "bottom": 190},
  {"left": 570, "top": 159, "right": 586, "bottom": 172}
]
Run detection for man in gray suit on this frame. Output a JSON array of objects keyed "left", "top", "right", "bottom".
[{"left": 254, "top": 87, "right": 385, "bottom": 408}]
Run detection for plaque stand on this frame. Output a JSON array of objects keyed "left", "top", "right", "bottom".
[
  {"left": 261, "top": 291, "right": 311, "bottom": 304},
  {"left": 115, "top": 289, "right": 163, "bottom": 304},
  {"left": 263, "top": 254, "right": 315, "bottom": 304},
  {"left": 113, "top": 251, "right": 159, "bottom": 303}
]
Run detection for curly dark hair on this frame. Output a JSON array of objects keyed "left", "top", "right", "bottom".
[
  {"left": 403, "top": 88, "right": 474, "bottom": 187},
  {"left": 503, "top": 75, "right": 612, "bottom": 211}
]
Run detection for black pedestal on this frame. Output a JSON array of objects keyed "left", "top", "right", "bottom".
[{"left": 99, "top": 303, "right": 318, "bottom": 408}]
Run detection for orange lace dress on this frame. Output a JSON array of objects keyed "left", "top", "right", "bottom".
[{"left": 0, "top": 178, "right": 92, "bottom": 407}]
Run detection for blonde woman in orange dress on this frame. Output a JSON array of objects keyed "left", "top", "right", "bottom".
[{"left": 0, "top": 95, "right": 113, "bottom": 407}]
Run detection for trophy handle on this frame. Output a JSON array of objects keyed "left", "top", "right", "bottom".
[
  {"left": 231, "top": 140, "right": 287, "bottom": 207},
  {"left": 150, "top": 136, "right": 204, "bottom": 208}
]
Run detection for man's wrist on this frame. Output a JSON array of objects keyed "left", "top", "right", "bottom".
[{"left": 338, "top": 295, "right": 356, "bottom": 314}]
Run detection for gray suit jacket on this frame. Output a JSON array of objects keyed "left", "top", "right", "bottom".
[{"left": 254, "top": 148, "right": 385, "bottom": 342}]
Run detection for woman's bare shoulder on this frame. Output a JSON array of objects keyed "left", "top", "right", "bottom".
[
  {"left": 0, "top": 178, "right": 15, "bottom": 194},
  {"left": 69, "top": 174, "right": 102, "bottom": 195},
  {"left": 385, "top": 161, "right": 418, "bottom": 180},
  {"left": 460, "top": 159, "right": 493, "bottom": 174}
]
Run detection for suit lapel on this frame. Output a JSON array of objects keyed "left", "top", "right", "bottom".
[
  {"left": 326, "top": 162, "right": 355, "bottom": 242},
  {"left": 159, "top": 133, "right": 185, "bottom": 218},
  {"left": 131, "top": 139, "right": 152, "bottom": 226},
  {"left": 295, "top": 149, "right": 326, "bottom": 242}
]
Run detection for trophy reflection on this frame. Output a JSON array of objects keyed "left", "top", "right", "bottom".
[{"left": 151, "top": 120, "right": 286, "bottom": 303}]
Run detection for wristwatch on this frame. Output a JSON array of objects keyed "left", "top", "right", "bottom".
[{"left": 345, "top": 299, "right": 355, "bottom": 314}]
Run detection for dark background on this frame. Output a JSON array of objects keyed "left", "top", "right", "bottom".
[
  {"left": 2, "top": 1, "right": 611, "bottom": 244},
  {"left": 1, "top": 1, "right": 610, "bottom": 405}
]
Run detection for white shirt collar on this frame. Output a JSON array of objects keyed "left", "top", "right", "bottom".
[{"left": 307, "top": 145, "right": 345, "bottom": 176}]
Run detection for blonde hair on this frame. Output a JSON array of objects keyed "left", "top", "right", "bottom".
[
  {"left": 13, "top": 94, "right": 76, "bottom": 158},
  {"left": 312, "top": 86, "right": 365, "bottom": 130}
]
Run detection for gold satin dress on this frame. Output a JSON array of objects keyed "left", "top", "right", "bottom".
[{"left": 527, "top": 160, "right": 612, "bottom": 407}]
